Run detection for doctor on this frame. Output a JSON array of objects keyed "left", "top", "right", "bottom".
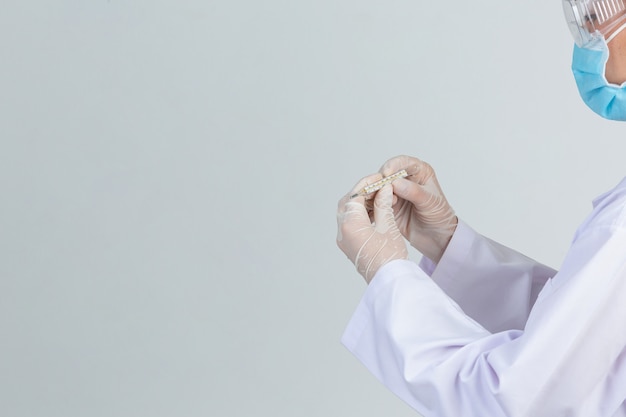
[{"left": 337, "top": 2, "right": 626, "bottom": 415}]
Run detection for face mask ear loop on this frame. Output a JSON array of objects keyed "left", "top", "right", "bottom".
[{"left": 606, "top": 21, "right": 626, "bottom": 43}]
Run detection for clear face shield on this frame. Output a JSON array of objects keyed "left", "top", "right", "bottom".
[{"left": 563, "top": 0, "right": 626, "bottom": 47}]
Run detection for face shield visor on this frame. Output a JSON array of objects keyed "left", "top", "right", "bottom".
[{"left": 563, "top": 0, "right": 626, "bottom": 47}]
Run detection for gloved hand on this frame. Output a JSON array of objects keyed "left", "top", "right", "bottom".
[
  {"left": 337, "top": 175, "right": 408, "bottom": 284},
  {"left": 379, "top": 155, "right": 458, "bottom": 263}
]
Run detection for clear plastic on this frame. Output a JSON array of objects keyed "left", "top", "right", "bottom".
[{"left": 563, "top": 0, "right": 626, "bottom": 47}]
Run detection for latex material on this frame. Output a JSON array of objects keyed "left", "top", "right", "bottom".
[
  {"left": 378, "top": 155, "right": 458, "bottom": 263},
  {"left": 337, "top": 178, "right": 408, "bottom": 283},
  {"left": 572, "top": 39, "right": 626, "bottom": 120}
]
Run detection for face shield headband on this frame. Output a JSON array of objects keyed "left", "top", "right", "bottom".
[{"left": 563, "top": 0, "right": 626, "bottom": 47}]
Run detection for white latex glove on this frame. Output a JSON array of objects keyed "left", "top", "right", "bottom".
[
  {"left": 379, "top": 155, "right": 458, "bottom": 263},
  {"left": 337, "top": 175, "right": 408, "bottom": 284}
]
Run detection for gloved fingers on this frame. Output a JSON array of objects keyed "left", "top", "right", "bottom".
[
  {"left": 391, "top": 177, "right": 435, "bottom": 208},
  {"left": 338, "top": 172, "right": 374, "bottom": 203},
  {"left": 338, "top": 172, "right": 383, "bottom": 208},
  {"left": 379, "top": 155, "right": 439, "bottom": 194},
  {"left": 379, "top": 155, "right": 415, "bottom": 177},
  {"left": 337, "top": 172, "right": 383, "bottom": 240},
  {"left": 336, "top": 174, "right": 409, "bottom": 284},
  {"left": 372, "top": 184, "right": 396, "bottom": 233},
  {"left": 340, "top": 172, "right": 382, "bottom": 212},
  {"left": 378, "top": 155, "right": 431, "bottom": 179}
]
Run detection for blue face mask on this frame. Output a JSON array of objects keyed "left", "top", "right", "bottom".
[{"left": 572, "top": 39, "right": 626, "bottom": 121}]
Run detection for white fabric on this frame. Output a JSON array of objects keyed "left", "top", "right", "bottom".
[{"left": 342, "top": 176, "right": 626, "bottom": 417}]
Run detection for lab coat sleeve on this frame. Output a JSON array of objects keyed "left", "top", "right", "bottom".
[
  {"left": 419, "top": 220, "right": 557, "bottom": 332},
  {"left": 342, "top": 195, "right": 626, "bottom": 416}
]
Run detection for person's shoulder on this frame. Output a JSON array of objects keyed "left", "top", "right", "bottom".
[{"left": 585, "top": 177, "right": 626, "bottom": 231}]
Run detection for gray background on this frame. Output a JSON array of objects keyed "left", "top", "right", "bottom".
[{"left": 2, "top": 1, "right": 625, "bottom": 416}]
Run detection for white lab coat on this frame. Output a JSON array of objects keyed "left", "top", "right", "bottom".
[{"left": 342, "top": 177, "right": 626, "bottom": 417}]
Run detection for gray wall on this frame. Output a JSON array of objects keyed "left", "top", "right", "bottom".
[{"left": 2, "top": 1, "right": 625, "bottom": 416}]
